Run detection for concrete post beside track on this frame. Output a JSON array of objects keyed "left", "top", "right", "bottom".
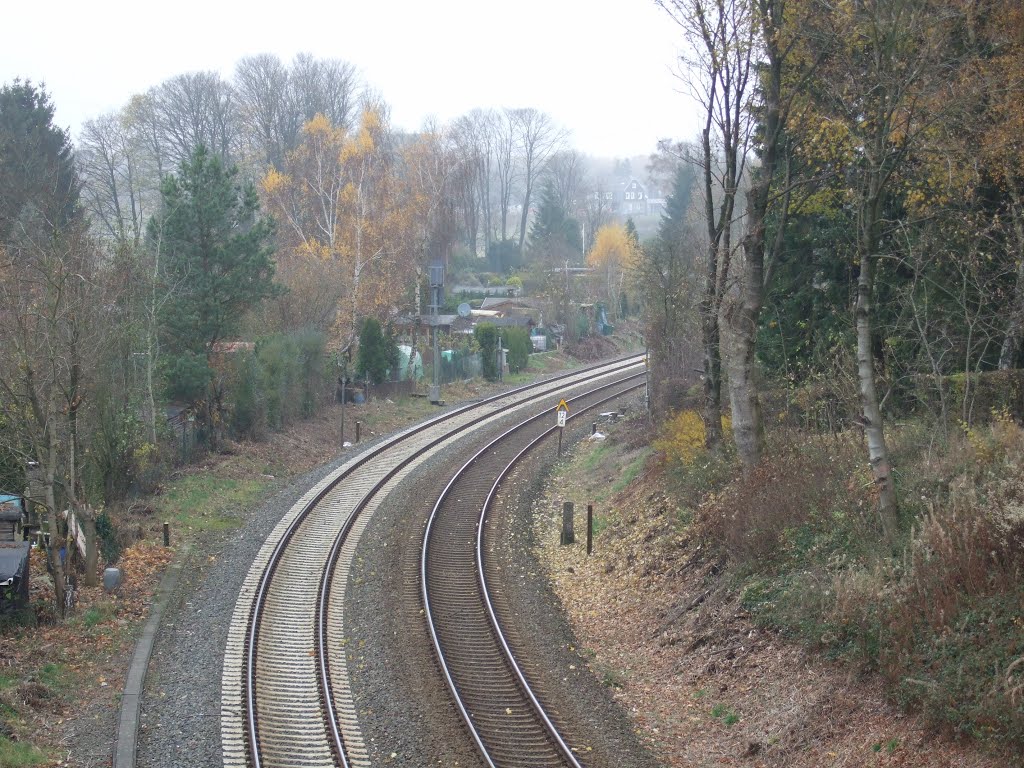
[{"left": 561, "top": 502, "right": 574, "bottom": 546}]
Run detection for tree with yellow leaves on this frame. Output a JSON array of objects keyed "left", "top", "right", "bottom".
[
  {"left": 260, "top": 109, "right": 415, "bottom": 347},
  {"left": 586, "top": 224, "right": 639, "bottom": 320},
  {"left": 795, "top": 0, "right": 963, "bottom": 535}
]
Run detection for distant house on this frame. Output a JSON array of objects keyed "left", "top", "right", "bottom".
[
  {"left": 591, "top": 178, "right": 655, "bottom": 217},
  {"left": 620, "top": 178, "right": 649, "bottom": 215}
]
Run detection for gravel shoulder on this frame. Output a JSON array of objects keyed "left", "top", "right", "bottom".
[{"left": 135, "top": 449, "right": 358, "bottom": 768}]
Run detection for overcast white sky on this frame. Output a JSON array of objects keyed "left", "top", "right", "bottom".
[{"left": 2, "top": 0, "right": 699, "bottom": 159}]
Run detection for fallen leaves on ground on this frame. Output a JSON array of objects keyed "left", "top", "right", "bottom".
[{"left": 534, "top": 444, "right": 1005, "bottom": 768}]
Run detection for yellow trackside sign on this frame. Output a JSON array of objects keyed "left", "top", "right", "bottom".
[{"left": 556, "top": 399, "right": 570, "bottom": 412}]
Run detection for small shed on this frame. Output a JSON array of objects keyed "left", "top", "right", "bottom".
[{"left": 0, "top": 495, "right": 23, "bottom": 542}]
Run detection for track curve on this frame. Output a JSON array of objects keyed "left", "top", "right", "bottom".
[
  {"left": 221, "top": 355, "right": 644, "bottom": 768},
  {"left": 422, "top": 376, "right": 644, "bottom": 767}
]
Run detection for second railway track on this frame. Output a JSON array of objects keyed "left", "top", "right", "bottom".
[{"left": 423, "top": 376, "right": 645, "bottom": 768}]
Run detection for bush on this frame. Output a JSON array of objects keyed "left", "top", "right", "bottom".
[
  {"left": 475, "top": 322, "right": 499, "bottom": 382},
  {"left": 505, "top": 327, "right": 531, "bottom": 373},
  {"left": 225, "top": 330, "right": 328, "bottom": 437},
  {"left": 95, "top": 509, "right": 120, "bottom": 565},
  {"left": 85, "top": 392, "right": 149, "bottom": 505},
  {"left": 699, "top": 436, "right": 864, "bottom": 567},
  {"left": 228, "top": 349, "right": 261, "bottom": 438},
  {"left": 654, "top": 409, "right": 713, "bottom": 467},
  {"left": 258, "top": 335, "right": 297, "bottom": 430},
  {"left": 727, "top": 417, "right": 1024, "bottom": 749},
  {"left": 293, "top": 328, "right": 325, "bottom": 417},
  {"left": 356, "top": 318, "right": 398, "bottom": 385}
]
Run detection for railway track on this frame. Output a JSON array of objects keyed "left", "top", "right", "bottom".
[
  {"left": 423, "top": 376, "right": 644, "bottom": 768},
  {"left": 221, "top": 355, "right": 644, "bottom": 768}
]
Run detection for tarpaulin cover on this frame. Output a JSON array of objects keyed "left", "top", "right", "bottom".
[{"left": 0, "top": 542, "right": 30, "bottom": 585}]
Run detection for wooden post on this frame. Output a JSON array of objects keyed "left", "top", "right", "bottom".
[
  {"left": 557, "top": 427, "right": 563, "bottom": 457},
  {"left": 356, "top": 421, "right": 361, "bottom": 443},
  {"left": 162, "top": 522, "right": 170, "bottom": 547},
  {"left": 560, "top": 502, "right": 575, "bottom": 545},
  {"left": 340, "top": 377, "right": 346, "bottom": 447},
  {"left": 587, "top": 504, "right": 593, "bottom": 555}
]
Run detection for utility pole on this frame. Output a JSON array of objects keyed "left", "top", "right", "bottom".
[
  {"left": 429, "top": 261, "right": 444, "bottom": 404},
  {"left": 338, "top": 345, "right": 351, "bottom": 447}
]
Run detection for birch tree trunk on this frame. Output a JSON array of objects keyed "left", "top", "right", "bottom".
[
  {"left": 82, "top": 506, "right": 98, "bottom": 583},
  {"left": 723, "top": 0, "right": 788, "bottom": 470},
  {"left": 857, "top": 178, "right": 898, "bottom": 539}
]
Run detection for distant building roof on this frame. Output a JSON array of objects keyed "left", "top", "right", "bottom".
[{"left": 480, "top": 297, "right": 540, "bottom": 311}]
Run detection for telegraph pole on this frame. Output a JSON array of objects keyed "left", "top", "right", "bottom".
[{"left": 429, "top": 261, "right": 444, "bottom": 404}]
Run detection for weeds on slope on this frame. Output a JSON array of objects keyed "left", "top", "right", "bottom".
[{"left": 666, "top": 410, "right": 1024, "bottom": 750}]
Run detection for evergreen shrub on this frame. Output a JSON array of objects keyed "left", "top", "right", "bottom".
[
  {"left": 475, "top": 323, "right": 499, "bottom": 381},
  {"left": 505, "top": 327, "right": 531, "bottom": 374}
]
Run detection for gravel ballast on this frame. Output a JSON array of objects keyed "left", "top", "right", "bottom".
[
  {"left": 134, "top": 376, "right": 656, "bottom": 767},
  {"left": 135, "top": 449, "right": 359, "bottom": 768},
  {"left": 346, "top": 394, "right": 658, "bottom": 767}
]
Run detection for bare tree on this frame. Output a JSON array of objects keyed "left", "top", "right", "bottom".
[
  {"left": 123, "top": 92, "right": 170, "bottom": 184},
  {"left": 235, "top": 53, "right": 292, "bottom": 171},
  {"left": 580, "top": 178, "right": 614, "bottom": 256},
  {"left": 493, "top": 109, "right": 518, "bottom": 243},
  {"left": 0, "top": 221, "right": 107, "bottom": 601},
  {"left": 288, "top": 53, "right": 359, "bottom": 137},
  {"left": 512, "top": 108, "right": 566, "bottom": 248},
  {"left": 149, "top": 71, "right": 238, "bottom": 168},
  {"left": 77, "top": 111, "right": 149, "bottom": 246},
  {"left": 658, "top": 0, "right": 754, "bottom": 449},
  {"left": 450, "top": 110, "right": 495, "bottom": 257},
  {"left": 548, "top": 149, "right": 586, "bottom": 217}
]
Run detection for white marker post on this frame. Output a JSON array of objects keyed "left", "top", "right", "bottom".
[{"left": 556, "top": 399, "right": 570, "bottom": 457}]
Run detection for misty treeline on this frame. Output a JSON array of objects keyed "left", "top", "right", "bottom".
[{"left": 71, "top": 52, "right": 643, "bottom": 352}]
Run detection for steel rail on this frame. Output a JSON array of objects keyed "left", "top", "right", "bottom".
[
  {"left": 421, "top": 373, "right": 644, "bottom": 768},
  {"left": 314, "top": 370, "right": 637, "bottom": 763},
  {"left": 243, "top": 354, "right": 644, "bottom": 768},
  {"left": 476, "top": 382, "right": 644, "bottom": 766}
]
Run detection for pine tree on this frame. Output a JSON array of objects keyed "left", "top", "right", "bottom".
[
  {"left": 657, "top": 165, "right": 696, "bottom": 252},
  {"left": 0, "top": 79, "right": 80, "bottom": 243},
  {"left": 356, "top": 317, "right": 398, "bottom": 385},
  {"left": 152, "top": 145, "right": 278, "bottom": 403},
  {"left": 527, "top": 181, "right": 581, "bottom": 257},
  {"left": 625, "top": 217, "right": 640, "bottom": 251}
]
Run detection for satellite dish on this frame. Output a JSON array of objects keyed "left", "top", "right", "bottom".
[{"left": 457, "top": 302, "right": 472, "bottom": 318}]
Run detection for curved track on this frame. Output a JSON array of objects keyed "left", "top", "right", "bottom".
[
  {"left": 422, "top": 377, "right": 643, "bottom": 768},
  {"left": 221, "top": 356, "right": 644, "bottom": 768}
]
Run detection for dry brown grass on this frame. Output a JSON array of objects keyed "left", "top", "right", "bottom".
[{"left": 534, "top": 417, "right": 1010, "bottom": 767}]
